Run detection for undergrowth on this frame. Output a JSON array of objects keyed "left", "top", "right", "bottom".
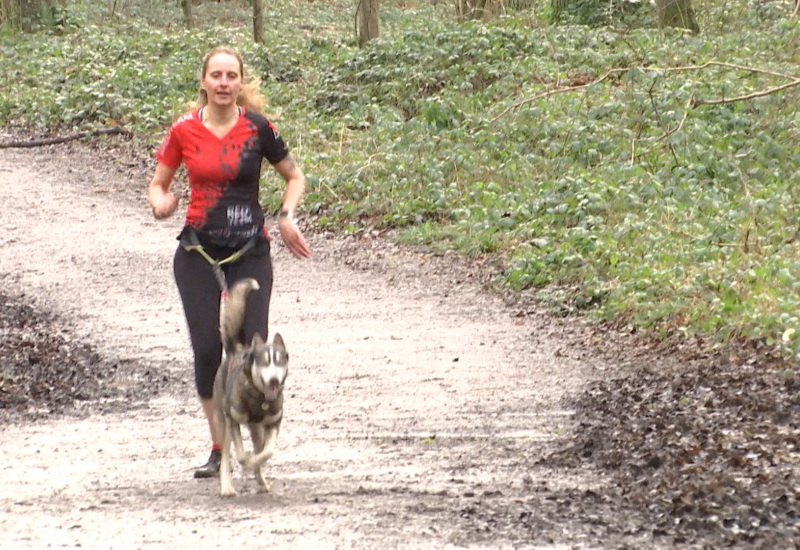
[{"left": 2, "top": 0, "right": 800, "bottom": 361}]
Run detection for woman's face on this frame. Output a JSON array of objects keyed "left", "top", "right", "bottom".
[{"left": 202, "top": 53, "right": 242, "bottom": 109}]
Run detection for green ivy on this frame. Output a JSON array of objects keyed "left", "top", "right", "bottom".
[{"left": 3, "top": 0, "right": 800, "bottom": 361}]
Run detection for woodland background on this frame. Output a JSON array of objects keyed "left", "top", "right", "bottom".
[
  {"left": 2, "top": 0, "right": 800, "bottom": 545},
  {"left": 3, "top": 0, "right": 800, "bottom": 364}
]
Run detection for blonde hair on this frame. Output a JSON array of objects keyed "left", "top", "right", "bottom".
[{"left": 191, "top": 45, "right": 266, "bottom": 115}]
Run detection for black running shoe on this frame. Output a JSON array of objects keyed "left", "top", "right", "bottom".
[{"left": 194, "top": 449, "right": 221, "bottom": 479}]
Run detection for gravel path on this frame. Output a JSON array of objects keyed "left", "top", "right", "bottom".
[{"left": 0, "top": 145, "right": 636, "bottom": 549}]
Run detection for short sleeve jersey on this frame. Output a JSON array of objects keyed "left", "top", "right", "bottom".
[{"left": 156, "top": 107, "right": 289, "bottom": 248}]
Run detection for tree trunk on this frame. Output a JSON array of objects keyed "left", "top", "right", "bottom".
[
  {"left": 0, "top": 0, "right": 10, "bottom": 28},
  {"left": 1, "top": 0, "right": 57, "bottom": 31},
  {"left": 656, "top": 0, "right": 699, "bottom": 33},
  {"left": 454, "top": 0, "right": 465, "bottom": 20},
  {"left": 19, "top": 0, "right": 36, "bottom": 31},
  {"left": 253, "top": 0, "right": 264, "bottom": 44},
  {"left": 356, "top": 0, "right": 379, "bottom": 47},
  {"left": 454, "top": 0, "right": 500, "bottom": 21},
  {"left": 180, "top": 0, "right": 193, "bottom": 29},
  {"left": 550, "top": 0, "right": 571, "bottom": 19}
]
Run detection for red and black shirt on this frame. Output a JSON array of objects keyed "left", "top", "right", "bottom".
[{"left": 157, "top": 107, "right": 289, "bottom": 248}]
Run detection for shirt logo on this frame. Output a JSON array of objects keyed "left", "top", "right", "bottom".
[{"left": 227, "top": 204, "right": 253, "bottom": 227}]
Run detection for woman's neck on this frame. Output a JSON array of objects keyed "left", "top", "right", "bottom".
[{"left": 201, "top": 103, "right": 240, "bottom": 126}]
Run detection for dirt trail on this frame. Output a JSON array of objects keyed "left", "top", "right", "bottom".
[{"left": 0, "top": 146, "right": 625, "bottom": 549}]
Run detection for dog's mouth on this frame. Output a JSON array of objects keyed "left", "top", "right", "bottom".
[{"left": 266, "top": 379, "right": 281, "bottom": 399}]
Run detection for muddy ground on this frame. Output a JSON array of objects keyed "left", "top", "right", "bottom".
[{"left": 0, "top": 136, "right": 798, "bottom": 549}]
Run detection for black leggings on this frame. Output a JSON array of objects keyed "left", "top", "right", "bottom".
[{"left": 173, "top": 243, "right": 273, "bottom": 399}]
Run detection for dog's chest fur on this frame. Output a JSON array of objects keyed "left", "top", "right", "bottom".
[{"left": 222, "top": 357, "right": 283, "bottom": 425}]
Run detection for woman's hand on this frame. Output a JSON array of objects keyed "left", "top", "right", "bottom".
[
  {"left": 147, "top": 162, "right": 179, "bottom": 220},
  {"left": 273, "top": 156, "right": 311, "bottom": 259},
  {"left": 151, "top": 192, "right": 180, "bottom": 219},
  {"left": 278, "top": 216, "right": 311, "bottom": 258}
]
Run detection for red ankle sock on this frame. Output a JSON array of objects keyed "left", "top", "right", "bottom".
[{"left": 211, "top": 444, "right": 222, "bottom": 452}]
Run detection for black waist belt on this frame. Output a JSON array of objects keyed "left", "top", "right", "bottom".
[{"left": 179, "top": 227, "right": 260, "bottom": 294}]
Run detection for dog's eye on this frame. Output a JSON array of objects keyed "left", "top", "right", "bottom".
[{"left": 273, "top": 349, "right": 288, "bottom": 366}]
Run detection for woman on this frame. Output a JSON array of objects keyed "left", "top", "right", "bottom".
[{"left": 147, "top": 45, "right": 310, "bottom": 478}]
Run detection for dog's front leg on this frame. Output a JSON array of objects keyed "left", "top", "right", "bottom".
[
  {"left": 219, "top": 417, "right": 237, "bottom": 498},
  {"left": 249, "top": 425, "right": 272, "bottom": 491},
  {"left": 245, "top": 424, "right": 279, "bottom": 471},
  {"left": 230, "top": 422, "right": 251, "bottom": 466}
]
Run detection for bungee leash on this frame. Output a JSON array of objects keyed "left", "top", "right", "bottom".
[{"left": 179, "top": 228, "right": 258, "bottom": 299}]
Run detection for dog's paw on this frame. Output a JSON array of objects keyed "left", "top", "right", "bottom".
[
  {"left": 237, "top": 451, "right": 253, "bottom": 467},
  {"left": 220, "top": 485, "right": 238, "bottom": 498},
  {"left": 245, "top": 456, "right": 269, "bottom": 470},
  {"left": 257, "top": 479, "right": 273, "bottom": 493}
]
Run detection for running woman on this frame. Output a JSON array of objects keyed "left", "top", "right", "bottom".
[{"left": 147, "top": 45, "right": 310, "bottom": 478}]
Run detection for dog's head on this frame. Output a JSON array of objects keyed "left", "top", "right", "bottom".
[{"left": 248, "top": 332, "right": 288, "bottom": 401}]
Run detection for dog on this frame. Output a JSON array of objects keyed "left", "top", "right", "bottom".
[{"left": 212, "top": 278, "right": 289, "bottom": 497}]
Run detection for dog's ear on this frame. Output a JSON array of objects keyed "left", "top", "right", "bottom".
[
  {"left": 272, "top": 333, "right": 288, "bottom": 366},
  {"left": 237, "top": 347, "right": 255, "bottom": 377},
  {"left": 251, "top": 333, "right": 265, "bottom": 347}
]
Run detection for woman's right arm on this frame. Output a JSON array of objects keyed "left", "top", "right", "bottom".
[{"left": 147, "top": 162, "right": 180, "bottom": 219}]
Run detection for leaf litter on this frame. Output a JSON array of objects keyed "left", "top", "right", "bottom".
[
  {"left": 0, "top": 288, "right": 172, "bottom": 421},
  {"left": 549, "top": 348, "right": 800, "bottom": 547}
]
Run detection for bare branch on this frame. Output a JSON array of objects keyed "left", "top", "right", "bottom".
[
  {"left": 491, "top": 61, "right": 800, "bottom": 122},
  {"left": 0, "top": 127, "right": 132, "bottom": 149},
  {"left": 659, "top": 222, "right": 741, "bottom": 248},
  {"left": 635, "top": 61, "right": 799, "bottom": 84},
  {"left": 692, "top": 79, "right": 800, "bottom": 106},
  {"left": 489, "top": 68, "right": 630, "bottom": 123},
  {"left": 654, "top": 90, "right": 695, "bottom": 144},
  {"left": 647, "top": 61, "right": 800, "bottom": 106},
  {"left": 672, "top": 91, "right": 695, "bottom": 135}
]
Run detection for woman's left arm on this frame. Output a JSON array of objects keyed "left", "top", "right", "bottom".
[{"left": 273, "top": 156, "right": 311, "bottom": 259}]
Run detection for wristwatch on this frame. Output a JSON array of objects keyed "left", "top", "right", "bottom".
[{"left": 278, "top": 208, "right": 293, "bottom": 220}]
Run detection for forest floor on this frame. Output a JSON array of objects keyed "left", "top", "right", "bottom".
[{"left": 0, "top": 135, "right": 798, "bottom": 549}]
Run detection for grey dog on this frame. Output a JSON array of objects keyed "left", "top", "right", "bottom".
[{"left": 212, "top": 278, "right": 289, "bottom": 497}]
